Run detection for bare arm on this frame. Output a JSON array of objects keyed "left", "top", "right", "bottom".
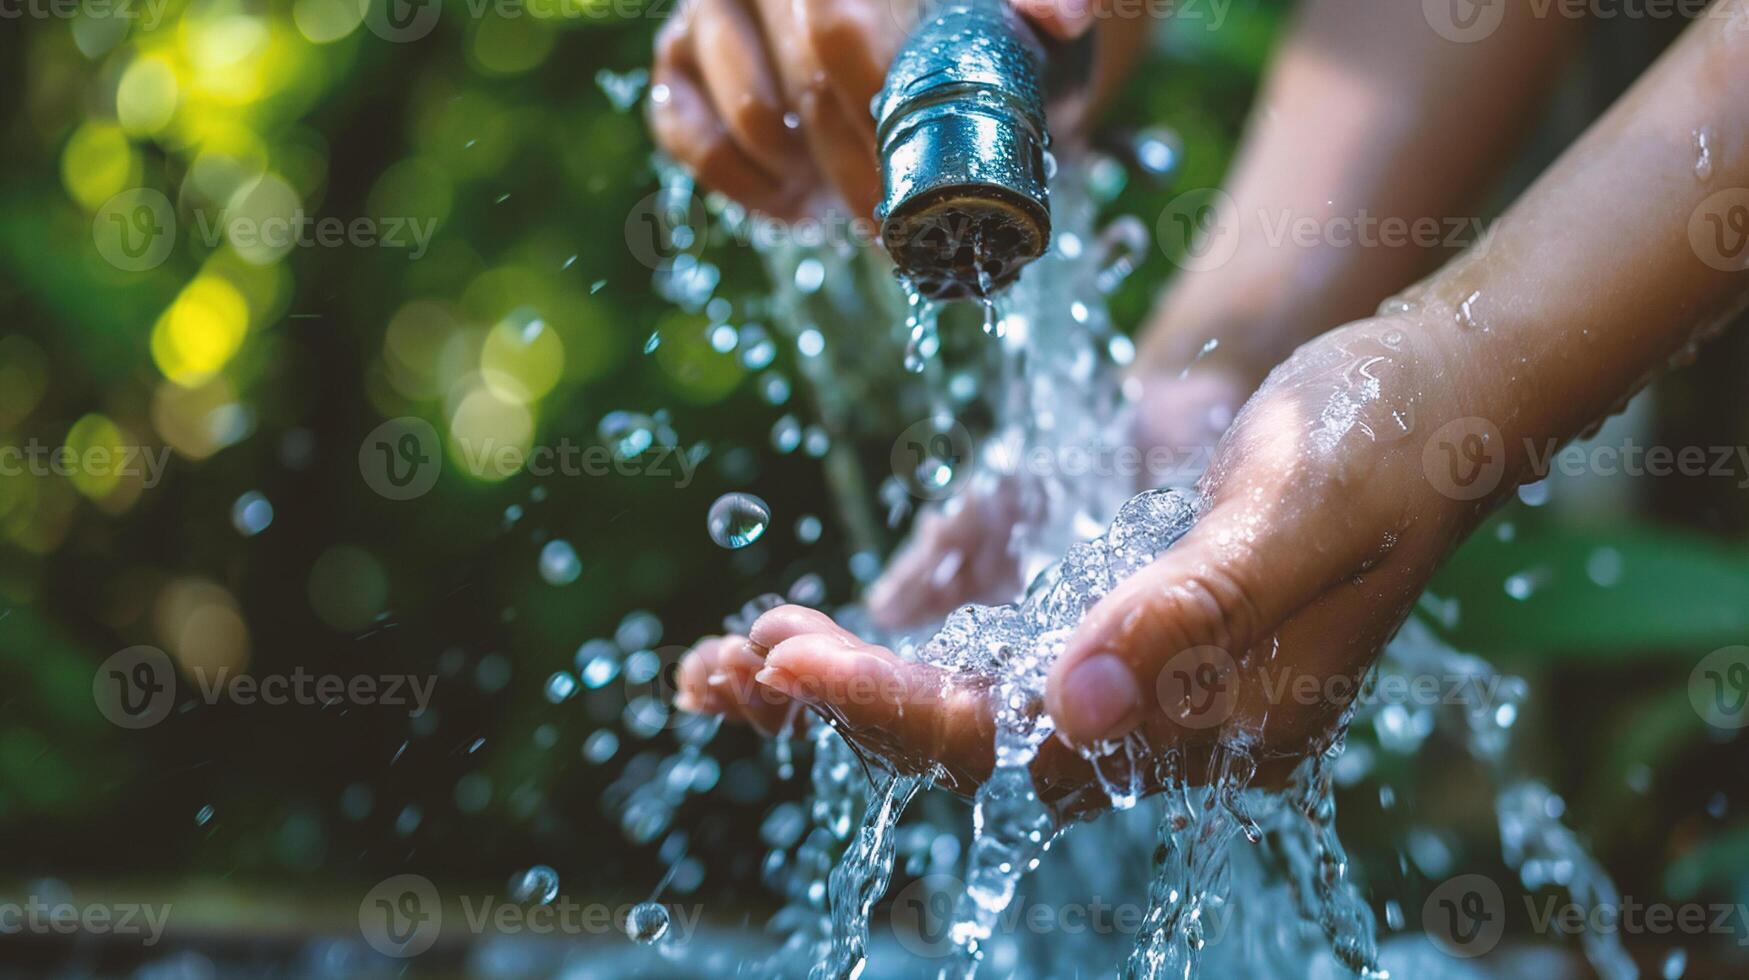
[{"left": 1141, "top": 0, "right": 1582, "bottom": 377}]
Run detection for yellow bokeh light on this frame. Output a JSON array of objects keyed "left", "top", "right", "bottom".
[
  {"left": 480, "top": 308, "right": 565, "bottom": 403},
  {"left": 447, "top": 385, "right": 534, "bottom": 482},
  {"left": 293, "top": 0, "right": 365, "bottom": 43},
  {"left": 61, "top": 121, "right": 140, "bottom": 212},
  {"left": 151, "top": 275, "right": 250, "bottom": 387},
  {"left": 64, "top": 414, "right": 128, "bottom": 501},
  {"left": 117, "top": 54, "right": 182, "bottom": 136}
]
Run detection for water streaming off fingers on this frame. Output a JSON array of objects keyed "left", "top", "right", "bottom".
[{"left": 585, "top": 154, "right": 1635, "bottom": 979}]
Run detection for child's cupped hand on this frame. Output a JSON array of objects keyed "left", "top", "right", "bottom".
[{"left": 675, "top": 311, "right": 1493, "bottom": 817}]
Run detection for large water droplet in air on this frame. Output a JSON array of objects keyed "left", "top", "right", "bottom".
[
  {"left": 626, "top": 901, "right": 670, "bottom": 944},
  {"left": 707, "top": 493, "right": 770, "bottom": 549},
  {"left": 511, "top": 865, "right": 560, "bottom": 906}
]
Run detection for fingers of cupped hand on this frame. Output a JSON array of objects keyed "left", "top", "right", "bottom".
[
  {"left": 750, "top": 605, "right": 997, "bottom": 781},
  {"left": 675, "top": 635, "right": 797, "bottom": 733},
  {"left": 1045, "top": 477, "right": 1389, "bottom": 748}
]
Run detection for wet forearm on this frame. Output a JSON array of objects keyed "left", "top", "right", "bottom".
[
  {"left": 1141, "top": 0, "right": 1579, "bottom": 374},
  {"left": 1414, "top": 0, "right": 1749, "bottom": 471}
]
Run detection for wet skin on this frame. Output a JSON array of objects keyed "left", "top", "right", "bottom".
[{"left": 666, "top": 0, "right": 1749, "bottom": 813}]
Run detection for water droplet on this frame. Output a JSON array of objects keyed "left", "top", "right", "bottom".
[
  {"left": 595, "top": 67, "right": 650, "bottom": 112},
  {"left": 545, "top": 671, "right": 577, "bottom": 703},
  {"left": 708, "top": 323, "right": 738, "bottom": 353},
  {"left": 1504, "top": 572, "right": 1536, "bottom": 601},
  {"left": 739, "top": 324, "right": 777, "bottom": 368},
  {"left": 584, "top": 729, "right": 620, "bottom": 764},
  {"left": 707, "top": 493, "right": 771, "bottom": 549},
  {"left": 759, "top": 372, "right": 790, "bottom": 405},
  {"left": 1586, "top": 546, "right": 1624, "bottom": 588},
  {"left": 770, "top": 415, "right": 802, "bottom": 453},
  {"left": 1694, "top": 127, "right": 1714, "bottom": 181},
  {"left": 782, "top": 111, "right": 801, "bottom": 130},
  {"left": 195, "top": 804, "right": 215, "bottom": 826},
  {"left": 643, "top": 331, "right": 660, "bottom": 354},
  {"left": 797, "top": 328, "right": 825, "bottom": 358},
  {"left": 787, "top": 573, "right": 826, "bottom": 606},
  {"left": 538, "top": 539, "right": 582, "bottom": 585},
  {"left": 795, "top": 514, "right": 822, "bottom": 544},
  {"left": 615, "top": 611, "right": 663, "bottom": 650},
  {"left": 510, "top": 865, "right": 560, "bottom": 906},
  {"left": 231, "top": 491, "right": 274, "bottom": 537},
  {"left": 802, "top": 426, "right": 830, "bottom": 458},
  {"left": 795, "top": 258, "right": 826, "bottom": 294},
  {"left": 626, "top": 901, "right": 671, "bottom": 944},
  {"left": 598, "top": 411, "right": 656, "bottom": 459},
  {"left": 1133, "top": 127, "right": 1181, "bottom": 180}
]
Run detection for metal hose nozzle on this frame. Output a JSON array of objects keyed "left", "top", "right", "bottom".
[{"left": 874, "top": 0, "right": 1052, "bottom": 301}]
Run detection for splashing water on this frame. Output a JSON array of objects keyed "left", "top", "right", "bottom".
[{"left": 579, "top": 155, "right": 1636, "bottom": 980}]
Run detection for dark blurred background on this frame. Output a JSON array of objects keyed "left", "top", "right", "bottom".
[{"left": 1, "top": 1, "right": 1746, "bottom": 977}]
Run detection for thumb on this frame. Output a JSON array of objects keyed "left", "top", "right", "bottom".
[
  {"left": 1043, "top": 486, "right": 1377, "bottom": 746},
  {"left": 1009, "top": 0, "right": 1097, "bottom": 40}
]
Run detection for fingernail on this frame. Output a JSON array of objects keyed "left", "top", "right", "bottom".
[
  {"left": 755, "top": 665, "right": 804, "bottom": 701},
  {"left": 1055, "top": 654, "right": 1142, "bottom": 741}
]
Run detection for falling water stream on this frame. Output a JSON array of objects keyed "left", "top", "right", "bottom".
[{"left": 578, "top": 124, "right": 1642, "bottom": 979}]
